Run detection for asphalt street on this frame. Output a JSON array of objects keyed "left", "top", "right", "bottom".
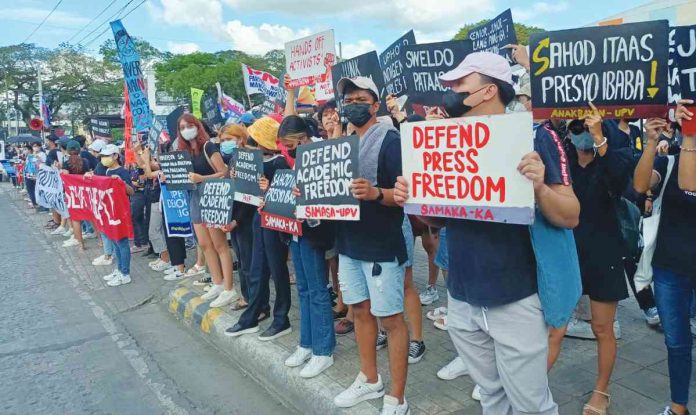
[{"left": 0, "top": 184, "right": 292, "bottom": 415}]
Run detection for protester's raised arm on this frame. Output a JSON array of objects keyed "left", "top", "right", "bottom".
[
  {"left": 675, "top": 100, "right": 696, "bottom": 191},
  {"left": 634, "top": 118, "right": 667, "bottom": 193},
  {"left": 284, "top": 74, "right": 297, "bottom": 117}
]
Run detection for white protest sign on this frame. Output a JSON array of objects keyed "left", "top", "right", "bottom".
[
  {"left": 285, "top": 30, "right": 336, "bottom": 89},
  {"left": 35, "top": 165, "right": 68, "bottom": 217},
  {"left": 400, "top": 112, "right": 535, "bottom": 225}
]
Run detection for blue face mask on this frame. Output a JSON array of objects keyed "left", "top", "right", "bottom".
[
  {"left": 570, "top": 131, "right": 594, "bottom": 151},
  {"left": 220, "top": 140, "right": 237, "bottom": 154}
]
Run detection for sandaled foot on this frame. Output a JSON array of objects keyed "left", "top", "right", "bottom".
[{"left": 583, "top": 390, "right": 610, "bottom": 415}]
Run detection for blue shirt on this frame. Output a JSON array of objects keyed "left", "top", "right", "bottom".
[
  {"left": 446, "top": 121, "right": 570, "bottom": 307},
  {"left": 105, "top": 166, "right": 134, "bottom": 193}
]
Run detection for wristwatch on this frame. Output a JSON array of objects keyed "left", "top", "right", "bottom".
[{"left": 375, "top": 187, "right": 384, "bottom": 202}]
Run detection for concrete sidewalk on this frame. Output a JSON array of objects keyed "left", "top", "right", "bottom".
[{"left": 6, "top": 183, "right": 694, "bottom": 414}]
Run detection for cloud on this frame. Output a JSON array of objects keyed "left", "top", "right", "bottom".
[
  {"left": 0, "top": 7, "right": 89, "bottom": 27},
  {"left": 513, "top": 1, "right": 569, "bottom": 23},
  {"left": 167, "top": 41, "right": 201, "bottom": 54},
  {"left": 221, "top": 20, "right": 312, "bottom": 54},
  {"left": 340, "top": 39, "right": 376, "bottom": 59},
  {"left": 148, "top": 0, "right": 223, "bottom": 27}
]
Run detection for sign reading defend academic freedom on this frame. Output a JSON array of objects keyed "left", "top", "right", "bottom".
[
  {"left": 295, "top": 135, "right": 360, "bottom": 221},
  {"left": 400, "top": 112, "right": 535, "bottom": 225},
  {"left": 380, "top": 30, "right": 417, "bottom": 97},
  {"left": 199, "top": 179, "right": 234, "bottom": 227},
  {"left": 530, "top": 20, "right": 670, "bottom": 119},
  {"left": 159, "top": 151, "right": 194, "bottom": 191},
  {"left": 261, "top": 169, "right": 302, "bottom": 236},
  {"left": 231, "top": 148, "right": 264, "bottom": 206},
  {"left": 285, "top": 30, "right": 336, "bottom": 89},
  {"left": 468, "top": 8, "right": 518, "bottom": 63}
]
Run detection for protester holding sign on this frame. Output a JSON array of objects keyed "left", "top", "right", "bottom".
[
  {"left": 395, "top": 52, "right": 581, "bottom": 414},
  {"left": 634, "top": 103, "right": 696, "bottom": 415},
  {"left": 60, "top": 140, "right": 91, "bottom": 250}
]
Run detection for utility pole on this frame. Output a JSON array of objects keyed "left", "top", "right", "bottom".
[
  {"left": 37, "top": 64, "right": 45, "bottom": 140},
  {"left": 4, "top": 75, "right": 9, "bottom": 138}
]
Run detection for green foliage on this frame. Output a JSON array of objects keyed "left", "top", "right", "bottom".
[{"left": 453, "top": 21, "right": 545, "bottom": 45}]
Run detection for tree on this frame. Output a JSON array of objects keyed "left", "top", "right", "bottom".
[
  {"left": 453, "top": 21, "right": 545, "bottom": 45},
  {"left": 99, "top": 38, "right": 172, "bottom": 66}
]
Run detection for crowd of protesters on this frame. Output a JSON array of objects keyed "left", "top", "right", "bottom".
[{"left": 2, "top": 42, "right": 696, "bottom": 415}]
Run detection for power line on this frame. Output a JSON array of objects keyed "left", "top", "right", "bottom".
[
  {"left": 21, "top": 0, "right": 64, "bottom": 44},
  {"left": 75, "top": 0, "right": 135, "bottom": 46},
  {"left": 81, "top": 0, "right": 148, "bottom": 49},
  {"left": 66, "top": 0, "right": 121, "bottom": 44}
]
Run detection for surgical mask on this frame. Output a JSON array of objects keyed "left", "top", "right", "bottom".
[
  {"left": 181, "top": 126, "right": 198, "bottom": 141},
  {"left": 343, "top": 103, "right": 373, "bottom": 127},
  {"left": 101, "top": 156, "right": 115, "bottom": 167},
  {"left": 570, "top": 131, "right": 595, "bottom": 151},
  {"left": 220, "top": 140, "right": 237, "bottom": 154},
  {"left": 33, "top": 147, "right": 41, "bottom": 153}
]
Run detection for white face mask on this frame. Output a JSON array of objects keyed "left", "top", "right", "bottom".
[{"left": 181, "top": 126, "right": 198, "bottom": 141}]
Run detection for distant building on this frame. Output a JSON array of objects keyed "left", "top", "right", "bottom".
[{"left": 595, "top": 0, "right": 696, "bottom": 26}]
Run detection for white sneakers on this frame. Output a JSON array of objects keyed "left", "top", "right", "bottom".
[
  {"left": 334, "top": 372, "right": 385, "bottom": 408},
  {"left": 300, "top": 355, "right": 334, "bottom": 378},
  {"left": 92, "top": 255, "right": 113, "bottom": 266},
  {"left": 200, "top": 284, "right": 224, "bottom": 301},
  {"left": 419, "top": 285, "right": 439, "bottom": 305},
  {"left": 151, "top": 261, "right": 171, "bottom": 272},
  {"left": 380, "top": 395, "right": 410, "bottom": 415},
  {"left": 285, "top": 346, "right": 312, "bottom": 367},
  {"left": 62, "top": 237, "right": 79, "bottom": 247},
  {"left": 103, "top": 269, "right": 120, "bottom": 281},
  {"left": 163, "top": 269, "right": 185, "bottom": 281},
  {"left": 62, "top": 227, "right": 73, "bottom": 238},
  {"left": 437, "top": 357, "right": 469, "bottom": 380},
  {"left": 83, "top": 232, "right": 97, "bottom": 239},
  {"left": 107, "top": 273, "right": 131, "bottom": 287},
  {"left": 50, "top": 226, "right": 66, "bottom": 235},
  {"left": 471, "top": 384, "right": 481, "bottom": 401},
  {"left": 209, "top": 289, "right": 239, "bottom": 308}
]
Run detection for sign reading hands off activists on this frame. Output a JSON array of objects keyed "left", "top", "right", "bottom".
[
  {"left": 285, "top": 30, "right": 336, "bottom": 89},
  {"left": 400, "top": 112, "right": 535, "bottom": 225},
  {"left": 331, "top": 51, "right": 389, "bottom": 116},
  {"left": 261, "top": 169, "right": 302, "bottom": 236},
  {"left": 295, "top": 135, "right": 360, "bottom": 221},
  {"left": 199, "top": 179, "right": 234, "bottom": 228},
  {"left": 530, "top": 21, "right": 669, "bottom": 119},
  {"left": 159, "top": 151, "right": 194, "bottom": 191},
  {"left": 231, "top": 148, "right": 264, "bottom": 206},
  {"left": 380, "top": 30, "right": 417, "bottom": 97},
  {"left": 468, "top": 8, "right": 518, "bottom": 63}
]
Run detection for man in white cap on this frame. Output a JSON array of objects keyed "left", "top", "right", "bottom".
[
  {"left": 331, "top": 76, "right": 410, "bottom": 415},
  {"left": 395, "top": 52, "right": 579, "bottom": 415}
]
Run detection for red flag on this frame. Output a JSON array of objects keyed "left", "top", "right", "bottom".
[
  {"left": 123, "top": 83, "right": 135, "bottom": 165},
  {"left": 62, "top": 174, "right": 134, "bottom": 241}
]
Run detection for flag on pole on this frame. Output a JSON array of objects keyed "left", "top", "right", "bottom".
[
  {"left": 190, "top": 88, "right": 204, "bottom": 119},
  {"left": 40, "top": 95, "right": 51, "bottom": 126},
  {"left": 216, "top": 82, "right": 246, "bottom": 122}
]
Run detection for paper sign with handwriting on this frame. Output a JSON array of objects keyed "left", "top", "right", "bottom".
[{"left": 285, "top": 30, "right": 336, "bottom": 89}]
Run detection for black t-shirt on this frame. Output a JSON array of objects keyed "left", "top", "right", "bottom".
[
  {"left": 191, "top": 141, "right": 219, "bottom": 176},
  {"left": 653, "top": 155, "right": 696, "bottom": 277},
  {"left": 446, "top": 121, "right": 571, "bottom": 307},
  {"left": 81, "top": 149, "right": 97, "bottom": 171},
  {"left": 106, "top": 166, "right": 134, "bottom": 194},
  {"left": 335, "top": 130, "right": 406, "bottom": 264},
  {"left": 46, "top": 149, "right": 61, "bottom": 167},
  {"left": 94, "top": 163, "right": 107, "bottom": 176},
  {"left": 263, "top": 154, "right": 290, "bottom": 183}
]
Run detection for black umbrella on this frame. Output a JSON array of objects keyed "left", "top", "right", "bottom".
[{"left": 6, "top": 134, "right": 41, "bottom": 144}]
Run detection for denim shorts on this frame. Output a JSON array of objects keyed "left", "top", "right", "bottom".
[
  {"left": 402, "top": 216, "right": 414, "bottom": 267},
  {"left": 435, "top": 228, "right": 448, "bottom": 271},
  {"left": 338, "top": 254, "right": 405, "bottom": 317}
]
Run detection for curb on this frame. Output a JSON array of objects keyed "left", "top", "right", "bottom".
[{"left": 167, "top": 285, "right": 378, "bottom": 415}]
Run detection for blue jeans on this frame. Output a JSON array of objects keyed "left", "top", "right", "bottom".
[
  {"left": 291, "top": 237, "right": 335, "bottom": 356},
  {"left": 101, "top": 233, "right": 114, "bottom": 257},
  {"left": 112, "top": 237, "right": 131, "bottom": 275},
  {"left": 82, "top": 221, "right": 94, "bottom": 234},
  {"left": 653, "top": 266, "right": 694, "bottom": 406}
]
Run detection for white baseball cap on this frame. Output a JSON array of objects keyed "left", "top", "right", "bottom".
[
  {"left": 439, "top": 52, "right": 513, "bottom": 88},
  {"left": 336, "top": 76, "right": 379, "bottom": 100},
  {"left": 88, "top": 139, "right": 106, "bottom": 152},
  {"left": 99, "top": 144, "right": 120, "bottom": 156}
]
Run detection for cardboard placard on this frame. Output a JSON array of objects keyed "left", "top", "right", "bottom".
[
  {"left": 295, "top": 135, "right": 360, "bottom": 220},
  {"left": 469, "top": 9, "right": 518, "bottom": 64},
  {"left": 285, "top": 30, "right": 336, "bottom": 89},
  {"left": 159, "top": 151, "right": 194, "bottom": 190},
  {"left": 671, "top": 25, "right": 696, "bottom": 102},
  {"left": 380, "top": 30, "right": 417, "bottom": 97},
  {"left": 530, "top": 21, "right": 670, "bottom": 119},
  {"left": 191, "top": 88, "right": 204, "bottom": 119},
  {"left": 160, "top": 183, "right": 193, "bottom": 238},
  {"left": 90, "top": 118, "right": 112, "bottom": 140},
  {"left": 261, "top": 169, "right": 302, "bottom": 236},
  {"left": 199, "top": 179, "right": 234, "bottom": 227},
  {"left": 331, "top": 51, "right": 388, "bottom": 116},
  {"left": 231, "top": 148, "right": 264, "bottom": 206},
  {"left": 402, "top": 40, "right": 473, "bottom": 106},
  {"left": 148, "top": 115, "right": 168, "bottom": 153},
  {"left": 400, "top": 112, "right": 535, "bottom": 225}
]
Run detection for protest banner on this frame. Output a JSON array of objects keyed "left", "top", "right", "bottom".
[
  {"left": 199, "top": 179, "right": 234, "bottom": 227},
  {"left": 469, "top": 9, "right": 518, "bottom": 63},
  {"left": 215, "top": 83, "right": 244, "bottom": 123},
  {"left": 331, "top": 51, "right": 388, "bottom": 115},
  {"left": 166, "top": 106, "right": 185, "bottom": 145},
  {"left": 672, "top": 26, "right": 696, "bottom": 101},
  {"left": 530, "top": 20, "right": 670, "bottom": 119},
  {"left": 148, "top": 115, "right": 168, "bottom": 152},
  {"left": 295, "top": 135, "right": 360, "bottom": 220},
  {"left": 231, "top": 148, "right": 264, "bottom": 206},
  {"left": 380, "top": 30, "right": 417, "bottom": 98},
  {"left": 261, "top": 169, "right": 302, "bottom": 236},
  {"left": 35, "top": 165, "right": 68, "bottom": 217},
  {"left": 402, "top": 40, "right": 473, "bottom": 106},
  {"left": 90, "top": 118, "right": 112, "bottom": 140},
  {"left": 242, "top": 64, "right": 284, "bottom": 101},
  {"left": 159, "top": 151, "right": 194, "bottom": 190},
  {"left": 202, "top": 88, "right": 224, "bottom": 127},
  {"left": 110, "top": 19, "right": 152, "bottom": 132},
  {"left": 191, "top": 88, "right": 204, "bottom": 119},
  {"left": 160, "top": 184, "right": 193, "bottom": 237},
  {"left": 285, "top": 30, "right": 336, "bottom": 89},
  {"left": 62, "top": 174, "right": 134, "bottom": 240},
  {"left": 313, "top": 74, "right": 334, "bottom": 102},
  {"left": 400, "top": 112, "right": 535, "bottom": 225}
]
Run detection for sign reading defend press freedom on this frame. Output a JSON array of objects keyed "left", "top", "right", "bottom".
[
  {"left": 400, "top": 112, "right": 535, "bottom": 225},
  {"left": 231, "top": 148, "right": 264, "bottom": 206},
  {"left": 285, "top": 30, "right": 336, "bottom": 89},
  {"left": 468, "top": 8, "right": 518, "bottom": 64},
  {"left": 159, "top": 151, "right": 194, "bottom": 191},
  {"left": 402, "top": 40, "right": 474, "bottom": 107},
  {"left": 199, "top": 179, "right": 234, "bottom": 227},
  {"left": 331, "top": 51, "right": 389, "bottom": 116},
  {"left": 380, "top": 30, "right": 417, "bottom": 97},
  {"left": 261, "top": 169, "right": 302, "bottom": 236},
  {"left": 530, "top": 20, "right": 670, "bottom": 119},
  {"left": 296, "top": 135, "right": 360, "bottom": 221}
]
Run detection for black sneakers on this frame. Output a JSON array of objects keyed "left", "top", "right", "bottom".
[
  {"left": 408, "top": 341, "right": 426, "bottom": 364},
  {"left": 376, "top": 331, "right": 388, "bottom": 350},
  {"left": 224, "top": 323, "right": 259, "bottom": 337},
  {"left": 258, "top": 324, "right": 292, "bottom": 341}
]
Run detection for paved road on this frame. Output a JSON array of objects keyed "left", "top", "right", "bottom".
[{"left": 0, "top": 185, "right": 292, "bottom": 415}]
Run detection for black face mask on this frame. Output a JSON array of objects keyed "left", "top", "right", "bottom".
[
  {"left": 343, "top": 103, "right": 373, "bottom": 127},
  {"left": 442, "top": 91, "right": 473, "bottom": 118},
  {"left": 288, "top": 148, "right": 297, "bottom": 158}
]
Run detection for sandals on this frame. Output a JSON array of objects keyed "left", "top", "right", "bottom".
[
  {"left": 427, "top": 307, "right": 448, "bottom": 321},
  {"left": 231, "top": 300, "right": 248, "bottom": 311},
  {"left": 583, "top": 390, "right": 611, "bottom": 415},
  {"left": 185, "top": 264, "right": 207, "bottom": 277},
  {"left": 434, "top": 316, "right": 448, "bottom": 331}
]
